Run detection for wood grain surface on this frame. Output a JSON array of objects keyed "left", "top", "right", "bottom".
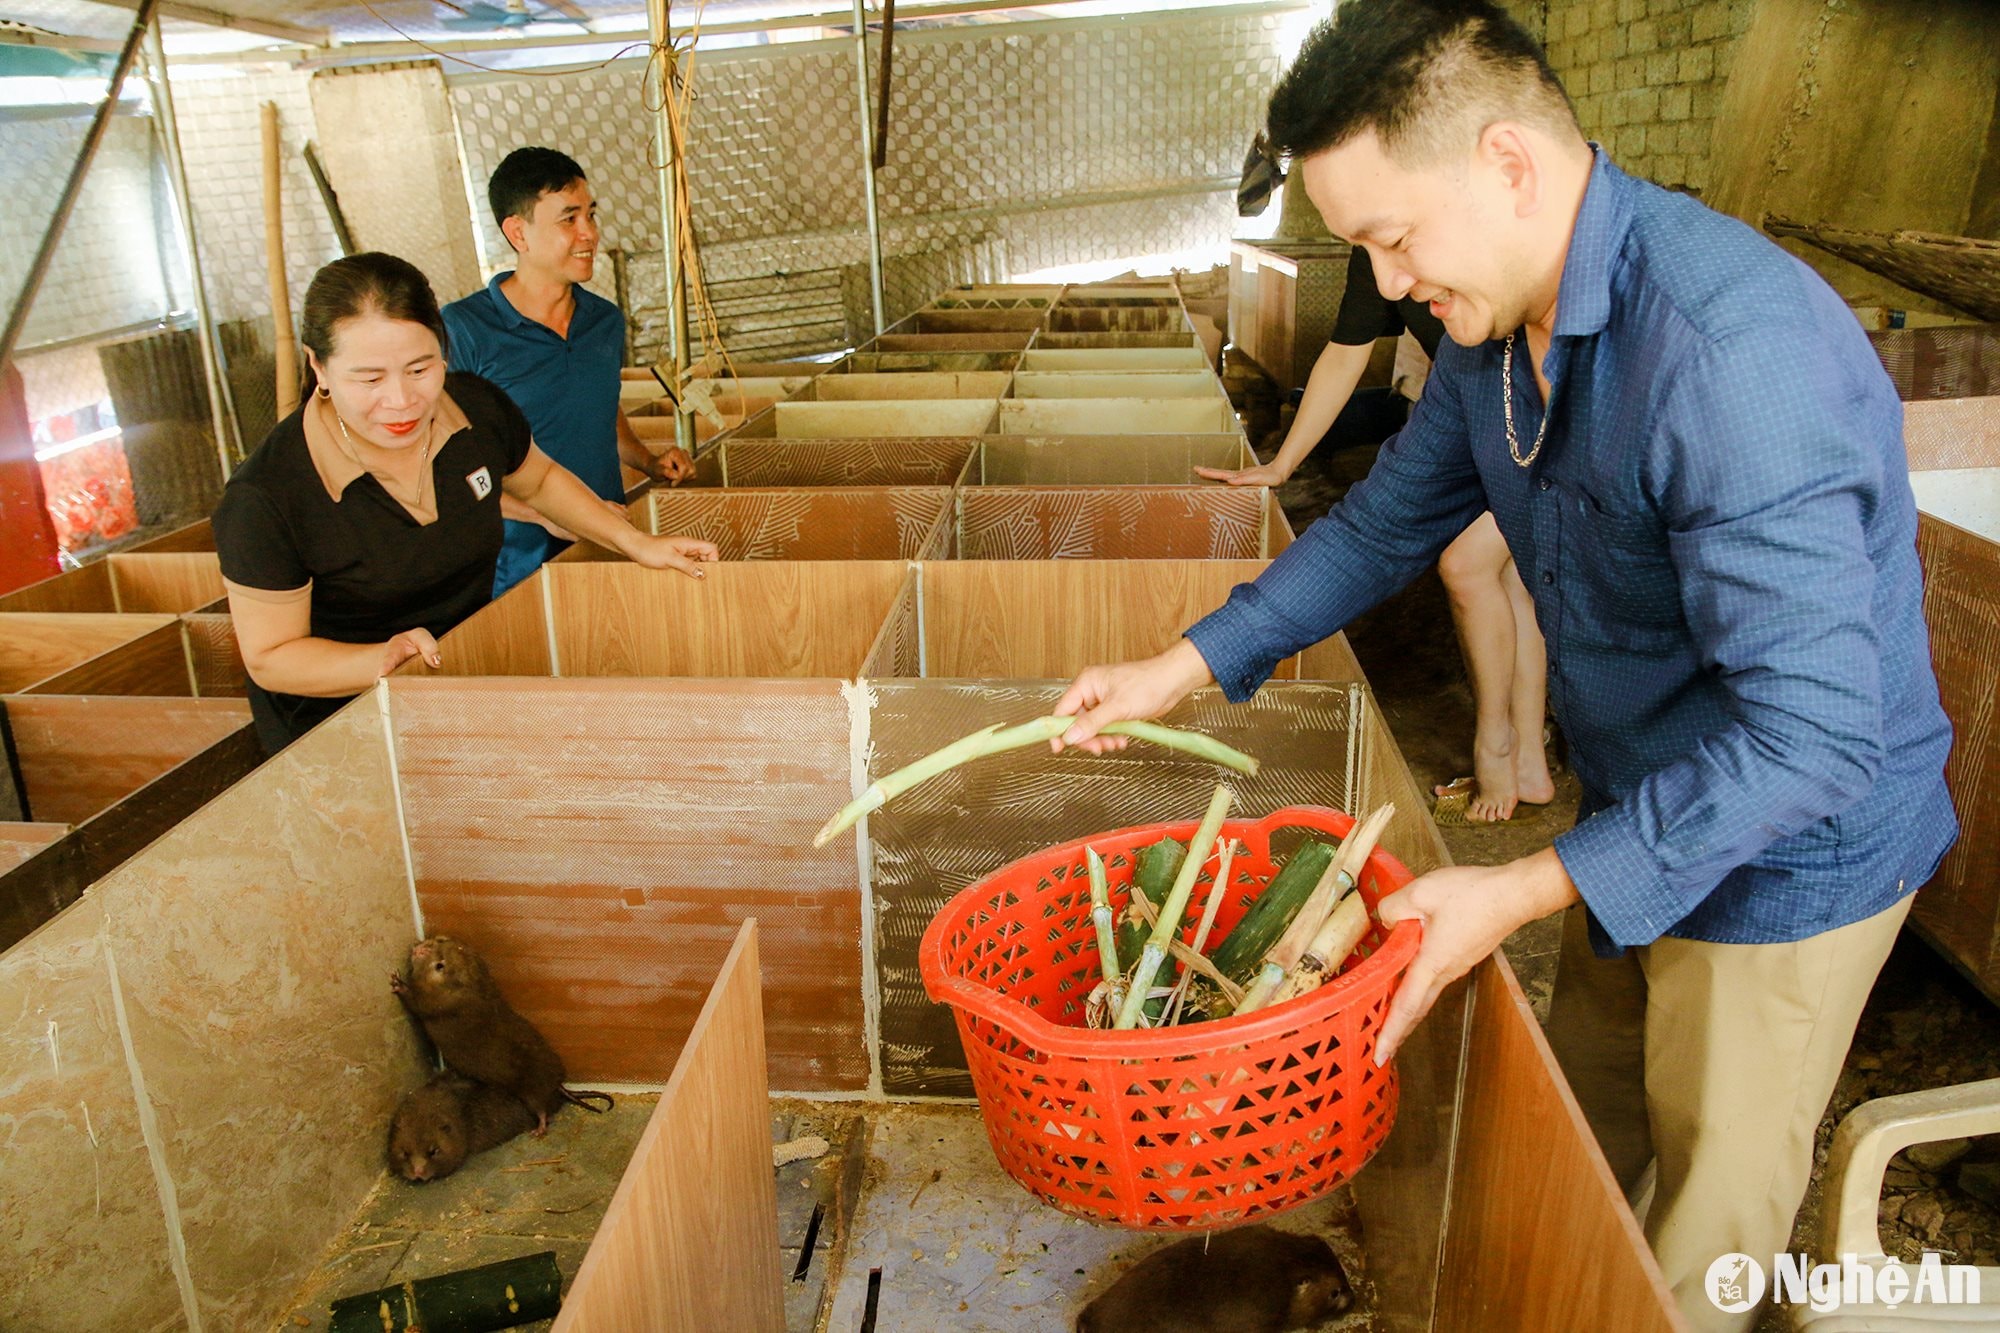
[{"left": 4, "top": 695, "right": 252, "bottom": 825}]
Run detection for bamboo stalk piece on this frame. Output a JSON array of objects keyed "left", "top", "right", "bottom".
[{"left": 1115, "top": 785, "right": 1232, "bottom": 1029}]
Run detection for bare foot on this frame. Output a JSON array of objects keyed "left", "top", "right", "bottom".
[
  {"left": 1515, "top": 743, "right": 1556, "bottom": 808},
  {"left": 1433, "top": 732, "right": 1522, "bottom": 822}
]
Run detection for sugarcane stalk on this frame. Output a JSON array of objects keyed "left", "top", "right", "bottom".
[
  {"left": 1231, "top": 804, "right": 1394, "bottom": 1017},
  {"left": 813, "top": 716, "right": 1259, "bottom": 847},
  {"left": 1270, "top": 891, "right": 1372, "bottom": 1006},
  {"left": 1166, "top": 837, "right": 1236, "bottom": 1026},
  {"left": 1085, "top": 846, "right": 1125, "bottom": 1014},
  {"left": 1115, "top": 785, "right": 1232, "bottom": 1029}
]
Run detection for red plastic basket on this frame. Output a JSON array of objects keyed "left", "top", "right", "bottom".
[{"left": 919, "top": 806, "right": 1421, "bottom": 1231}]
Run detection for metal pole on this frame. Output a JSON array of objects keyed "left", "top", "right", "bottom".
[
  {"left": 646, "top": 0, "right": 694, "bottom": 455},
  {"left": 142, "top": 13, "right": 242, "bottom": 478},
  {"left": 850, "top": 0, "right": 886, "bottom": 333},
  {"left": 0, "top": 0, "right": 157, "bottom": 376}
]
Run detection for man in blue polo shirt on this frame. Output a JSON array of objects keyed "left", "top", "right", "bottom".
[
  {"left": 443, "top": 146, "right": 693, "bottom": 596},
  {"left": 1052, "top": 4, "right": 1955, "bottom": 1328}
]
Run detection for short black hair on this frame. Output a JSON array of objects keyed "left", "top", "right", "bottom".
[
  {"left": 488, "top": 146, "right": 587, "bottom": 248},
  {"left": 1267, "top": 0, "right": 1578, "bottom": 166}
]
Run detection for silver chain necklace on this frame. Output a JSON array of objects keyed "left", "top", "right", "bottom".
[
  {"left": 334, "top": 407, "right": 435, "bottom": 507},
  {"left": 1502, "top": 332, "right": 1551, "bottom": 468}
]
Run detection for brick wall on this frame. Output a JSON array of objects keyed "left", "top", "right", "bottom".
[{"left": 1539, "top": 0, "right": 1757, "bottom": 196}]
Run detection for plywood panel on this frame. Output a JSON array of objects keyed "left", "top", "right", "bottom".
[
  {"left": 0, "top": 561, "right": 116, "bottom": 613},
  {"left": 1010, "top": 370, "right": 1224, "bottom": 399},
  {"left": 392, "top": 677, "right": 869, "bottom": 1090},
  {"left": 1436, "top": 955, "right": 1682, "bottom": 1332},
  {"left": 29, "top": 621, "right": 192, "bottom": 697},
  {"left": 0, "top": 613, "right": 182, "bottom": 693},
  {"left": 921, "top": 560, "right": 1271, "bottom": 679},
  {"left": 776, "top": 399, "right": 997, "bottom": 438},
  {"left": 548, "top": 561, "right": 903, "bottom": 679},
  {"left": 997, "top": 397, "right": 1237, "bottom": 435},
  {"left": 862, "top": 566, "right": 923, "bottom": 679},
  {"left": 807, "top": 371, "right": 1010, "bottom": 401},
  {"left": 0, "top": 821, "right": 67, "bottom": 874},
  {"left": 955, "top": 486, "right": 1267, "bottom": 560},
  {"left": 912, "top": 309, "right": 1045, "bottom": 333},
  {"left": 0, "top": 896, "right": 188, "bottom": 1332},
  {"left": 871, "top": 332, "right": 1033, "bottom": 353},
  {"left": 1019, "top": 347, "right": 1210, "bottom": 370},
  {"left": 700, "top": 438, "right": 976, "bottom": 488},
  {"left": 977, "top": 435, "right": 1251, "bottom": 484},
  {"left": 553, "top": 921, "right": 784, "bottom": 1333},
  {"left": 863, "top": 680, "right": 1366, "bottom": 1095},
  {"left": 180, "top": 611, "right": 247, "bottom": 697},
  {"left": 642, "top": 487, "right": 950, "bottom": 561},
  {"left": 631, "top": 395, "right": 780, "bottom": 445},
  {"left": 842, "top": 352, "right": 1019, "bottom": 374},
  {"left": 396, "top": 571, "right": 553, "bottom": 679},
  {"left": 4, "top": 694, "right": 252, "bottom": 826},
  {"left": 87, "top": 700, "right": 430, "bottom": 1330},
  {"left": 107, "top": 553, "right": 225, "bottom": 613},
  {"left": 1911, "top": 512, "right": 2000, "bottom": 1000},
  {"left": 1033, "top": 331, "right": 1203, "bottom": 350},
  {"left": 129, "top": 517, "right": 215, "bottom": 553},
  {"left": 1045, "top": 306, "right": 1190, "bottom": 333}
]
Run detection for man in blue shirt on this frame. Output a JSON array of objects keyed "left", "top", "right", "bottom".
[
  {"left": 1053, "top": 3, "right": 1955, "bottom": 1326},
  {"left": 443, "top": 147, "right": 693, "bottom": 597}
]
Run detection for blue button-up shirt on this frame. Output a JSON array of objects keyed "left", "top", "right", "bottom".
[
  {"left": 1189, "top": 151, "right": 1957, "bottom": 953},
  {"left": 442, "top": 271, "right": 627, "bottom": 596}
]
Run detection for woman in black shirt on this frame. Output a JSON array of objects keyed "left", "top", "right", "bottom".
[{"left": 215, "top": 253, "right": 715, "bottom": 752}]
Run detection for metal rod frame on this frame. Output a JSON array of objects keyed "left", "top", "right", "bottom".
[
  {"left": 851, "top": 0, "right": 886, "bottom": 333},
  {"left": 0, "top": 0, "right": 159, "bottom": 377},
  {"left": 143, "top": 12, "right": 242, "bottom": 477},
  {"left": 646, "top": 0, "right": 694, "bottom": 454}
]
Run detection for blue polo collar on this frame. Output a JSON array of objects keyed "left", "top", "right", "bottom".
[
  {"left": 1551, "top": 146, "right": 1634, "bottom": 340},
  {"left": 484, "top": 269, "right": 532, "bottom": 330}
]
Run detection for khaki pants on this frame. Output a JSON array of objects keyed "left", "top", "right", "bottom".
[{"left": 1544, "top": 893, "right": 1912, "bottom": 1333}]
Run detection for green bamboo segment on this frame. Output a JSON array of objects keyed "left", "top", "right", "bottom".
[
  {"left": 1116, "top": 836, "right": 1186, "bottom": 966},
  {"left": 812, "top": 716, "right": 1260, "bottom": 847},
  {"left": 1115, "top": 784, "right": 1233, "bottom": 1029},
  {"left": 1209, "top": 836, "right": 1337, "bottom": 984},
  {"left": 1166, "top": 837, "right": 1236, "bottom": 1026}
]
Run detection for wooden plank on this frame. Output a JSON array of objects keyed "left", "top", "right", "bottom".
[
  {"left": 870, "top": 332, "right": 1033, "bottom": 353},
  {"left": 179, "top": 612, "right": 247, "bottom": 697},
  {"left": 128, "top": 518, "right": 215, "bottom": 553},
  {"left": 976, "top": 435, "right": 1250, "bottom": 484},
  {"left": 1912, "top": 512, "right": 2000, "bottom": 1000},
  {"left": 0, "top": 614, "right": 181, "bottom": 693},
  {"left": 806, "top": 371, "right": 1010, "bottom": 401},
  {"left": 552, "top": 921, "right": 784, "bottom": 1333},
  {"left": 1436, "top": 955, "right": 1684, "bottom": 1332},
  {"left": 1009, "top": 370, "right": 1224, "bottom": 399},
  {"left": 921, "top": 561, "right": 1277, "bottom": 679},
  {"left": 641, "top": 487, "right": 951, "bottom": 561},
  {"left": 548, "top": 561, "right": 903, "bottom": 678},
  {"left": 1032, "top": 331, "right": 1202, "bottom": 350},
  {"left": 996, "top": 397, "right": 1237, "bottom": 435},
  {"left": 1019, "top": 347, "right": 1210, "bottom": 370},
  {"left": 0, "top": 562, "right": 116, "bottom": 614},
  {"left": 1265, "top": 489, "right": 1296, "bottom": 558},
  {"left": 842, "top": 352, "right": 1019, "bottom": 374},
  {"left": 392, "top": 677, "right": 869, "bottom": 1089},
  {"left": 912, "top": 309, "right": 1045, "bottom": 333},
  {"left": 955, "top": 486, "right": 1266, "bottom": 560},
  {"left": 699, "top": 438, "right": 975, "bottom": 488},
  {"left": 28, "top": 621, "right": 192, "bottom": 697},
  {"left": 3, "top": 694, "right": 252, "bottom": 825},
  {"left": 107, "top": 553, "right": 225, "bottom": 613},
  {"left": 1044, "top": 306, "right": 1191, "bottom": 334},
  {"left": 776, "top": 399, "right": 997, "bottom": 438},
  {"left": 395, "top": 572, "right": 553, "bottom": 678},
  {"left": 0, "top": 822, "right": 67, "bottom": 875}
]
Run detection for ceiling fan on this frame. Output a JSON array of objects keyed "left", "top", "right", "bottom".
[{"left": 434, "top": 1, "right": 589, "bottom": 31}]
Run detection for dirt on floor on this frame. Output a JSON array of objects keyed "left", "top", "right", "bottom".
[{"left": 1228, "top": 354, "right": 2000, "bottom": 1330}]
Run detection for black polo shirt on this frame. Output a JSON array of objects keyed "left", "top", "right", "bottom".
[
  {"left": 214, "top": 372, "right": 531, "bottom": 751},
  {"left": 1329, "top": 245, "right": 1446, "bottom": 359}
]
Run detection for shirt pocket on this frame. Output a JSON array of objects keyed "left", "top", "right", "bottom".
[{"left": 1568, "top": 486, "right": 1686, "bottom": 636}]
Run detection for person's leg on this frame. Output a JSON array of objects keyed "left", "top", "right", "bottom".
[
  {"left": 1500, "top": 558, "right": 1556, "bottom": 806},
  {"left": 1436, "top": 512, "right": 1527, "bottom": 821},
  {"left": 1638, "top": 894, "right": 1914, "bottom": 1332},
  {"left": 1544, "top": 903, "right": 1654, "bottom": 1194}
]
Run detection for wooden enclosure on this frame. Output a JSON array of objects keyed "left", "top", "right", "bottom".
[
  {"left": 1009, "top": 369, "right": 1225, "bottom": 398},
  {"left": 0, "top": 281, "right": 1678, "bottom": 1333},
  {"left": 0, "top": 552, "right": 223, "bottom": 615},
  {"left": 0, "top": 613, "right": 190, "bottom": 695}
]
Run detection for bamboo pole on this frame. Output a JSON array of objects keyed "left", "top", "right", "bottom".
[
  {"left": 261, "top": 102, "right": 298, "bottom": 419},
  {"left": 1115, "top": 785, "right": 1232, "bottom": 1030}
]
